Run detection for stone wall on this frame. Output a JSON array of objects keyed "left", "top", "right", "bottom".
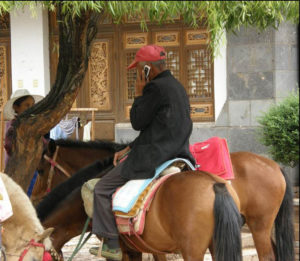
[{"left": 115, "top": 22, "right": 299, "bottom": 184}]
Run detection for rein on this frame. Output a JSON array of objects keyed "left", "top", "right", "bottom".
[
  {"left": 122, "top": 220, "right": 168, "bottom": 255},
  {"left": 44, "top": 146, "right": 71, "bottom": 193},
  {"left": 18, "top": 239, "right": 45, "bottom": 261}
]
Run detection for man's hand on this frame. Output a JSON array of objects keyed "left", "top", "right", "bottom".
[
  {"left": 135, "top": 67, "right": 148, "bottom": 97},
  {"left": 113, "top": 146, "right": 131, "bottom": 166}
]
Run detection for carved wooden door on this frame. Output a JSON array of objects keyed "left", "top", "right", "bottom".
[
  {"left": 49, "top": 14, "right": 117, "bottom": 140},
  {"left": 0, "top": 13, "right": 11, "bottom": 169},
  {"left": 49, "top": 13, "right": 215, "bottom": 141}
]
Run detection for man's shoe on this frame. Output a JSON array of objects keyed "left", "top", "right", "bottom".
[
  {"left": 89, "top": 246, "right": 99, "bottom": 256},
  {"left": 101, "top": 243, "right": 122, "bottom": 261}
]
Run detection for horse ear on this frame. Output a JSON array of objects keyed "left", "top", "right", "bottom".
[
  {"left": 48, "top": 139, "right": 56, "bottom": 155},
  {"left": 37, "top": 227, "right": 54, "bottom": 242}
]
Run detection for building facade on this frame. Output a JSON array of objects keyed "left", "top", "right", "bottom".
[{"left": 0, "top": 7, "right": 298, "bottom": 181}]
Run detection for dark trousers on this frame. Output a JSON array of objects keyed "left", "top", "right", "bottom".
[{"left": 92, "top": 161, "right": 128, "bottom": 239}]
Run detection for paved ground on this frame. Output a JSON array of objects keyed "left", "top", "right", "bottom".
[{"left": 62, "top": 233, "right": 258, "bottom": 261}]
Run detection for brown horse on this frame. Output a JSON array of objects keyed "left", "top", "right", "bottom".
[
  {"left": 34, "top": 139, "right": 295, "bottom": 261},
  {"left": 37, "top": 167, "right": 242, "bottom": 261},
  {"left": 31, "top": 139, "right": 126, "bottom": 205}
]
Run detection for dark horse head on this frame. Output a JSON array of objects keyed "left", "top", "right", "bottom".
[
  {"left": 32, "top": 138, "right": 127, "bottom": 205},
  {"left": 36, "top": 156, "right": 114, "bottom": 222}
]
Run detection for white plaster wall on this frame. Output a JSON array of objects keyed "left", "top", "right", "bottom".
[
  {"left": 10, "top": 5, "right": 50, "bottom": 97},
  {"left": 213, "top": 33, "right": 227, "bottom": 120}
]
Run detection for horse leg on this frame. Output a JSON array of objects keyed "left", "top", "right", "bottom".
[
  {"left": 247, "top": 217, "right": 275, "bottom": 261},
  {"left": 181, "top": 251, "right": 205, "bottom": 261},
  {"left": 153, "top": 254, "right": 167, "bottom": 261},
  {"left": 208, "top": 243, "right": 215, "bottom": 261},
  {"left": 121, "top": 251, "right": 142, "bottom": 261},
  {"left": 119, "top": 239, "right": 142, "bottom": 261}
]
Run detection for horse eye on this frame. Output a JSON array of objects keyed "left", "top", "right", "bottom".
[{"left": 37, "top": 169, "right": 44, "bottom": 175}]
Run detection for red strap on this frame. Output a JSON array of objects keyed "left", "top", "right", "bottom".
[
  {"left": 128, "top": 220, "right": 167, "bottom": 254},
  {"left": 19, "top": 239, "right": 45, "bottom": 261},
  {"left": 48, "top": 159, "right": 57, "bottom": 167}
]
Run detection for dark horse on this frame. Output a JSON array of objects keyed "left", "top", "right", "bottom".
[
  {"left": 35, "top": 139, "right": 295, "bottom": 261},
  {"left": 37, "top": 160, "right": 242, "bottom": 261},
  {"left": 31, "top": 139, "right": 126, "bottom": 205}
]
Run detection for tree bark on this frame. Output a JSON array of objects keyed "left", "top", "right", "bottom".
[{"left": 4, "top": 5, "right": 101, "bottom": 191}]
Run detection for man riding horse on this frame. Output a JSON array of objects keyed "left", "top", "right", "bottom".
[{"left": 92, "top": 44, "right": 195, "bottom": 260}]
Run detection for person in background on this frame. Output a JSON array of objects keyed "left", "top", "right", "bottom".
[{"left": 3, "top": 89, "right": 44, "bottom": 195}]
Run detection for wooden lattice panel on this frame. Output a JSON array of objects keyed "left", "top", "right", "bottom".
[
  {"left": 187, "top": 48, "right": 212, "bottom": 99},
  {"left": 155, "top": 32, "right": 179, "bottom": 47},
  {"left": 126, "top": 52, "right": 137, "bottom": 100},
  {"left": 190, "top": 103, "right": 213, "bottom": 119},
  {"left": 185, "top": 30, "right": 209, "bottom": 45},
  {"left": 165, "top": 49, "right": 180, "bottom": 80},
  {"left": 0, "top": 46, "right": 7, "bottom": 109},
  {"left": 89, "top": 41, "right": 111, "bottom": 111},
  {"left": 124, "top": 33, "right": 148, "bottom": 49},
  {"left": 125, "top": 105, "right": 132, "bottom": 119}
]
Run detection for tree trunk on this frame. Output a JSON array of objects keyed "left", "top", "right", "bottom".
[{"left": 4, "top": 5, "right": 101, "bottom": 191}]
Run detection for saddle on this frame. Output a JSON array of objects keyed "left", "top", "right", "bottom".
[{"left": 81, "top": 158, "right": 195, "bottom": 235}]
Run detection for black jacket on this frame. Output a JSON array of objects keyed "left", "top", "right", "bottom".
[{"left": 121, "top": 70, "right": 195, "bottom": 180}]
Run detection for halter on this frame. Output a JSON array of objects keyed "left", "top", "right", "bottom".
[
  {"left": 44, "top": 146, "right": 71, "bottom": 193},
  {"left": 5, "top": 238, "right": 52, "bottom": 261},
  {"left": 18, "top": 239, "right": 46, "bottom": 261}
]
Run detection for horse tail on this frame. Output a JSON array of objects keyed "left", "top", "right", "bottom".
[
  {"left": 274, "top": 168, "right": 295, "bottom": 261},
  {"left": 213, "top": 183, "right": 242, "bottom": 261}
]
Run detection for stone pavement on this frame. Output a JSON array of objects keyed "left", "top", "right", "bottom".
[{"left": 62, "top": 232, "right": 258, "bottom": 261}]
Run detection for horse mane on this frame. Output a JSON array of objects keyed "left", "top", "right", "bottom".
[
  {"left": 1, "top": 172, "right": 44, "bottom": 232},
  {"left": 36, "top": 157, "right": 114, "bottom": 222},
  {"left": 54, "top": 139, "right": 128, "bottom": 152}
]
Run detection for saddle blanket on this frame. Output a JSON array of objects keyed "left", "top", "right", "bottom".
[
  {"left": 115, "top": 173, "right": 176, "bottom": 235},
  {"left": 189, "top": 136, "right": 234, "bottom": 180},
  {"left": 112, "top": 158, "right": 195, "bottom": 214}
]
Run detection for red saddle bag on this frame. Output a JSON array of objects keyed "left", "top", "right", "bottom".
[{"left": 189, "top": 136, "right": 234, "bottom": 180}]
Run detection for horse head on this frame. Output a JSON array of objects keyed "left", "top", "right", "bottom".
[
  {"left": 31, "top": 139, "right": 57, "bottom": 206},
  {"left": 0, "top": 173, "right": 56, "bottom": 261},
  {"left": 32, "top": 138, "right": 124, "bottom": 206},
  {"left": 2, "top": 228, "right": 54, "bottom": 261},
  {"left": 36, "top": 138, "right": 57, "bottom": 177}
]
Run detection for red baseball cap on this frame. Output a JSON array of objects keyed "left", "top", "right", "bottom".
[{"left": 127, "top": 45, "right": 166, "bottom": 70}]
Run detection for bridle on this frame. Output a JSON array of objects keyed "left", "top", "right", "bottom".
[
  {"left": 4, "top": 238, "right": 50, "bottom": 261},
  {"left": 18, "top": 239, "right": 47, "bottom": 261},
  {"left": 43, "top": 146, "right": 71, "bottom": 193}
]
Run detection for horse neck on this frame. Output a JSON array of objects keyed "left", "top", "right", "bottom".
[
  {"left": 0, "top": 173, "right": 46, "bottom": 250},
  {"left": 56, "top": 146, "right": 114, "bottom": 173},
  {"left": 42, "top": 187, "right": 87, "bottom": 252}
]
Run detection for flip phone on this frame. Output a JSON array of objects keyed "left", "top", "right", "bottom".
[{"left": 144, "top": 65, "right": 151, "bottom": 80}]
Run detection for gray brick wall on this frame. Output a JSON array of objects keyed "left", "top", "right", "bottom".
[{"left": 225, "top": 22, "right": 299, "bottom": 183}]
